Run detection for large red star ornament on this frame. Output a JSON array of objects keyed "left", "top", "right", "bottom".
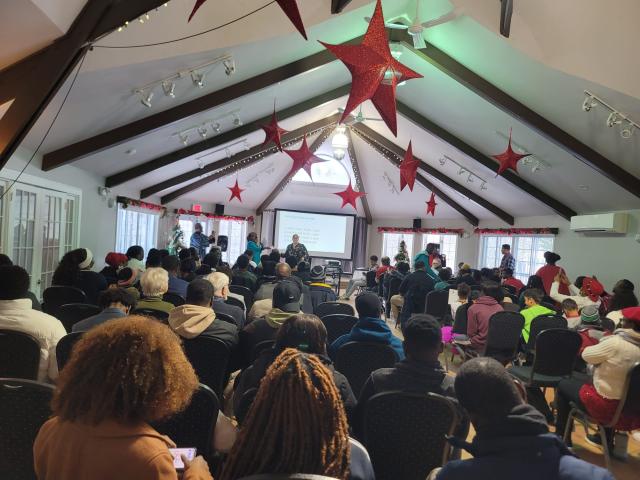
[
  {"left": 426, "top": 192, "right": 437, "bottom": 216},
  {"left": 261, "top": 108, "right": 288, "bottom": 151},
  {"left": 227, "top": 179, "right": 245, "bottom": 203},
  {"left": 319, "top": 0, "right": 422, "bottom": 136},
  {"left": 334, "top": 181, "right": 366, "bottom": 210},
  {"left": 284, "top": 136, "right": 327, "bottom": 181},
  {"left": 399, "top": 141, "right": 419, "bottom": 191},
  {"left": 492, "top": 129, "right": 531, "bottom": 176}
]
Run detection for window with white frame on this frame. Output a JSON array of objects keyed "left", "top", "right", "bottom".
[
  {"left": 422, "top": 234, "right": 458, "bottom": 270},
  {"left": 116, "top": 204, "right": 159, "bottom": 257},
  {"left": 479, "top": 235, "right": 554, "bottom": 283},
  {"left": 381, "top": 233, "right": 414, "bottom": 264},
  {"left": 218, "top": 219, "right": 248, "bottom": 264}
]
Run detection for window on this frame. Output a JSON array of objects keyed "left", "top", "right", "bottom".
[
  {"left": 292, "top": 156, "right": 351, "bottom": 186},
  {"left": 179, "top": 219, "right": 194, "bottom": 246},
  {"left": 116, "top": 204, "right": 159, "bottom": 258},
  {"left": 381, "top": 233, "right": 414, "bottom": 263},
  {"left": 422, "top": 234, "right": 458, "bottom": 270},
  {"left": 218, "top": 219, "right": 248, "bottom": 264},
  {"left": 479, "top": 235, "right": 554, "bottom": 283}
]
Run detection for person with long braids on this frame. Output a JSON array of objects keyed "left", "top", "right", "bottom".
[{"left": 221, "top": 349, "right": 375, "bottom": 480}]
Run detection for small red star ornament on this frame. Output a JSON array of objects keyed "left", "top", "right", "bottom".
[
  {"left": 320, "top": 0, "right": 422, "bottom": 136},
  {"left": 492, "top": 128, "right": 531, "bottom": 175},
  {"left": 334, "top": 181, "right": 366, "bottom": 209},
  {"left": 284, "top": 136, "right": 327, "bottom": 180},
  {"left": 227, "top": 179, "right": 245, "bottom": 203},
  {"left": 426, "top": 192, "right": 437, "bottom": 216},
  {"left": 399, "top": 141, "right": 419, "bottom": 191},
  {"left": 261, "top": 107, "right": 288, "bottom": 151}
]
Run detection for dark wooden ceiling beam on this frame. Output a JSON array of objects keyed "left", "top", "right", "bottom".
[
  {"left": 396, "top": 101, "right": 576, "bottom": 220},
  {"left": 158, "top": 114, "right": 341, "bottom": 204},
  {"left": 106, "top": 85, "right": 350, "bottom": 188},
  {"left": 0, "top": 0, "right": 168, "bottom": 170},
  {"left": 352, "top": 122, "right": 514, "bottom": 225},
  {"left": 391, "top": 32, "right": 640, "bottom": 200},
  {"left": 345, "top": 128, "right": 373, "bottom": 225},
  {"left": 256, "top": 128, "right": 335, "bottom": 215},
  {"left": 351, "top": 125, "right": 480, "bottom": 226},
  {"left": 331, "top": 0, "right": 355, "bottom": 13}
]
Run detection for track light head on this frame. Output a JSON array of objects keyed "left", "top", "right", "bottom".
[
  {"left": 212, "top": 122, "right": 221, "bottom": 133},
  {"left": 223, "top": 58, "right": 236, "bottom": 76},
  {"left": 162, "top": 81, "right": 176, "bottom": 98},
  {"left": 480, "top": 182, "right": 488, "bottom": 191},
  {"left": 621, "top": 123, "right": 635, "bottom": 139},
  {"left": 606, "top": 112, "right": 621, "bottom": 128},
  {"left": 137, "top": 90, "right": 153, "bottom": 108},
  {"left": 225, "top": 148, "right": 232, "bottom": 159},
  {"left": 197, "top": 159, "right": 205, "bottom": 169},
  {"left": 197, "top": 126, "right": 208, "bottom": 139},
  {"left": 531, "top": 161, "right": 542, "bottom": 173},
  {"left": 179, "top": 133, "right": 189, "bottom": 146},
  {"left": 438, "top": 157, "right": 446, "bottom": 166},
  {"left": 191, "top": 71, "right": 206, "bottom": 88},
  {"left": 243, "top": 141, "right": 250, "bottom": 151},
  {"left": 233, "top": 115, "right": 242, "bottom": 127},
  {"left": 582, "top": 96, "right": 597, "bottom": 112},
  {"left": 458, "top": 167, "right": 466, "bottom": 175},
  {"left": 467, "top": 174, "right": 474, "bottom": 183}
]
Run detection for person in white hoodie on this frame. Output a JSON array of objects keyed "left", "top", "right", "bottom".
[{"left": 0, "top": 265, "right": 66, "bottom": 382}]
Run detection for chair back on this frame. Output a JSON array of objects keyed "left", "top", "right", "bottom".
[
  {"left": 132, "top": 308, "right": 170, "bottom": 321},
  {"left": 385, "top": 275, "right": 403, "bottom": 317},
  {"left": 335, "top": 342, "right": 398, "bottom": 397},
  {"left": 225, "top": 296, "right": 245, "bottom": 311},
  {"left": 314, "top": 301, "right": 355, "bottom": 319},
  {"left": 235, "top": 387, "right": 258, "bottom": 426},
  {"left": 502, "top": 284, "right": 517, "bottom": 295},
  {"left": 250, "top": 340, "right": 276, "bottom": 364},
  {"left": 531, "top": 329, "right": 581, "bottom": 378},
  {"left": 321, "top": 314, "right": 358, "bottom": 345},
  {"left": 57, "top": 303, "right": 101, "bottom": 332},
  {"left": 163, "top": 292, "right": 185, "bottom": 306},
  {"left": 229, "top": 284, "right": 254, "bottom": 310},
  {"left": 484, "top": 312, "right": 525, "bottom": 364},
  {"left": 527, "top": 314, "right": 567, "bottom": 352},
  {"left": 215, "top": 311, "right": 237, "bottom": 326},
  {"left": 182, "top": 337, "right": 230, "bottom": 398},
  {"left": 611, "top": 362, "right": 640, "bottom": 425},
  {"left": 365, "top": 270, "right": 377, "bottom": 288},
  {"left": 56, "top": 332, "right": 85, "bottom": 371},
  {"left": 153, "top": 384, "right": 219, "bottom": 462},
  {"left": 363, "top": 392, "right": 458, "bottom": 480},
  {"left": 42, "top": 286, "right": 87, "bottom": 317},
  {"left": 0, "top": 379, "right": 54, "bottom": 479},
  {"left": 0, "top": 330, "right": 40, "bottom": 380},
  {"left": 424, "top": 289, "right": 449, "bottom": 320},
  {"left": 451, "top": 303, "right": 470, "bottom": 335}
]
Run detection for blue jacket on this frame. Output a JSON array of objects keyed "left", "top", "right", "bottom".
[
  {"left": 437, "top": 405, "right": 613, "bottom": 480},
  {"left": 167, "top": 274, "right": 188, "bottom": 299},
  {"left": 72, "top": 308, "right": 126, "bottom": 332},
  {"left": 330, "top": 316, "right": 404, "bottom": 360}
]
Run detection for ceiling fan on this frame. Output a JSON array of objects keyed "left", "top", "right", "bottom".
[
  {"left": 365, "top": 1, "right": 462, "bottom": 49},
  {"left": 338, "top": 106, "right": 384, "bottom": 125}
]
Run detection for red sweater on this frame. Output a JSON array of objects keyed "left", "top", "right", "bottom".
[
  {"left": 376, "top": 265, "right": 394, "bottom": 281},
  {"left": 503, "top": 277, "right": 525, "bottom": 295},
  {"left": 536, "top": 265, "right": 569, "bottom": 295},
  {"left": 467, "top": 296, "right": 504, "bottom": 352}
]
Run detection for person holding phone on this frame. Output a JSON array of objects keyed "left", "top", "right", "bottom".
[{"left": 33, "top": 316, "right": 213, "bottom": 480}]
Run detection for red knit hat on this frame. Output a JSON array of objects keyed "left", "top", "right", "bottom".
[
  {"left": 105, "top": 252, "right": 128, "bottom": 268},
  {"left": 621, "top": 307, "right": 640, "bottom": 324},
  {"left": 581, "top": 277, "right": 604, "bottom": 302}
]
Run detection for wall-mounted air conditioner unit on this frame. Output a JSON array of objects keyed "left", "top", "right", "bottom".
[{"left": 570, "top": 213, "right": 629, "bottom": 233}]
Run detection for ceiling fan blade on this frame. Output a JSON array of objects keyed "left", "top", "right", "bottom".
[
  {"left": 411, "top": 32, "right": 427, "bottom": 49},
  {"left": 421, "top": 8, "right": 459, "bottom": 29},
  {"left": 500, "top": 0, "right": 513, "bottom": 38},
  {"left": 386, "top": 22, "right": 409, "bottom": 30},
  {"left": 364, "top": 117, "right": 384, "bottom": 122}
]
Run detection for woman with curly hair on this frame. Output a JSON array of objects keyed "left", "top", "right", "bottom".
[
  {"left": 221, "top": 349, "right": 374, "bottom": 480},
  {"left": 33, "top": 316, "right": 212, "bottom": 480}
]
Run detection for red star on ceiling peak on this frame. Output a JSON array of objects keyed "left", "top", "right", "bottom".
[
  {"left": 334, "top": 181, "right": 366, "bottom": 210},
  {"left": 261, "top": 108, "right": 288, "bottom": 152},
  {"left": 227, "top": 179, "right": 245, "bottom": 203},
  {"left": 284, "top": 136, "right": 327, "bottom": 180},
  {"left": 426, "top": 192, "right": 438, "bottom": 216},
  {"left": 399, "top": 140, "right": 419, "bottom": 191},
  {"left": 492, "top": 128, "right": 531, "bottom": 175}
]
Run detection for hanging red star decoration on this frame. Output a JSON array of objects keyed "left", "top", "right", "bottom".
[
  {"left": 334, "top": 181, "right": 366, "bottom": 210},
  {"left": 492, "top": 128, "right": 531, "bottom": 176},
  {"left": 399, "top": 141, "right": 419, "bottom": 191},
  {"left": 227, "top": 179, "right": 245, "bottom": 203},
  {"left": 284, "top": 136, "right": 327, "bottom": 181},
  {"left": 261, "top": 107, "right": 288, "bottom": 151},
  {"left": 426, "top": 192, "right": 438, "bottom": 216},
  {"left": 319, "top": 0, "right": 422, "bottom": 136},
  {"left": 189, "top": 0, "right": 307, "bottom": 39}
]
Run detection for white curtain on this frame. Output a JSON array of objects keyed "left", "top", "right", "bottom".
[{"left": 260, "top": 210, "right": 275, "bottom": 248}]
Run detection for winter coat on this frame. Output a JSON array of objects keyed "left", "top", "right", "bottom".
[
  {"left": 329, "top": 316, "right": 404, "bottom": 361},
  {"left": 467, "top": 296, "right": 503, "bottom": 352}
]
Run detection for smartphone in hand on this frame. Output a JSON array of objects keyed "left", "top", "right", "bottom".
[{"left": 169, "top": 448, "right": 197, "bottom": 471}]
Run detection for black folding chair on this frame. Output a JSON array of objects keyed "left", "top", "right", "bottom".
[
  {"left": 526, "top": 314, "right": 568, "bottom": 355},
  {"left": 0, "top": 330, "right": 40, "bottom": 380},
  {"left": 321, "top": 314, "right": 358, "bottom": 345},
  {"left": 215, "top": 311, "right": 237, "bottom": 326},
  {"left": 56, "top": 332, "right": 85, "bottom": 371},
  {"left": 314, "top": 301, "right": 355, "bottom": 319},
  {"left": 250, "top": 340, "right": 276, "bottom": 364},
  {"left": 153, "top": 384, "right": 219, "bottom": 462},
  {"left": 502, "top": 284, "right": 517, "bottom": 295},
  {"left": 235, "top": 387, "right": 258, "bottom": 426},
  {"left": 163, "top": 292, "right": 185, "bottom": 306},
  {"left": 229, "top": 285, "right": 254, "bottom": 310},
  {"left": 385, "top": 276, "right": 402, "bottom": 319},
  {"left": 563, "top": 362, "right": 640, "bottom": 471},
  {"left": 363, "top": 392, "right": 459, "bottom": 480},
  {"left": 335, "top": 342, "right": 398, "bottom": 397},
  {"left": 225, "top": 296, "right": 245, "bottom": 311},
  {"left": 0, "top": 379, "right": 54, "bottom": 480},
  {"left": 132, "top": 308, "right": 170, "bottom": 322},
  {"left": 483, "top": 311, "right": 525, "bottom": 365},
  {"left": 57, "top": 303, "right": 101, "bottom": 332},
  {"left": 365, "top": 270, "right": 377, "bottom": 290},
  {"left": 424, "top": 289, "right": 450, "bottom": 323},
  {"left": 182, "top": 337, "right": 231, "bottom": 398},
  {"left": 42, "top": 286, "right": 87, "bottom": 317}
]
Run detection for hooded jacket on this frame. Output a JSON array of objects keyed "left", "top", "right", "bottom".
[
  {"left": 437, "top": 404, "right": 613, "bottom": 480},
  {"left": 467, "top": 296, "right": 503, "bottom": 352},
  {"left": 329, "top": 316, "right": 404, "bottom": 361},
  {"left": 168, "top": 304, "right": 238, "bottom": 350}
]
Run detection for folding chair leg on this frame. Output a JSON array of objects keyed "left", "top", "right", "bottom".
[
  {"left": 599, "top": 425, "right": 612, "bottom": 471},
  {"left": 563, "top": 408, "right": 576, "bottom": 444}
]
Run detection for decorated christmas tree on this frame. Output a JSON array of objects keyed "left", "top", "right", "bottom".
[{"left": 394, "top": 240, "right": 409, "bottom": 264}]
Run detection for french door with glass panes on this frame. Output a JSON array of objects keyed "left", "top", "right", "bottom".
[{"left": 4, "top": 184, "right": 79, "bottom": 298}]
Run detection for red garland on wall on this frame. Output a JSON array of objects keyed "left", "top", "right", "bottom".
[
  {"left": 176, "top": 209, "right": 254, "bottom": 224},
  {"left": 474, "top": 228, "right": 559, "bottom": 235},
  {"left": 117, "top": 197, "right": 167, "bottom": 216},
  {"left": 377, "top": 227, "right": 466, "bottom": 236}
]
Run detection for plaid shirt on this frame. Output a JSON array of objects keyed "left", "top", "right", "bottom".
[{"left": 500, "top": 253, "right": 516, "bottom": 273}]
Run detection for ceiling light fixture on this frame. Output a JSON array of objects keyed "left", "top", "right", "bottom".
[
  {"left": 480, "top": 182, "right": 488, "bottom": 190},
  {"left": 458, "top": 167, "right": 466, "bottom": 175},
  {"left": 197, "top": 126, "right": 208, "bottom": 139},
  {"left": 212, "top": 122, "right": 221, "bottom": 133},
  {"left": 191, "top": 71, "right": 206, "bottom": 88},
  {"left": 162, "top": 81, "right": 176, "bottom": 98},
  {"left": 467, "top": 174, "right": 474, "bottom": 183},
  {"left": 136, "top": 90, "right": 154, "bottom": 108},
  {"left": 438, "top": 157, "right": 447, "bottom": 166},
  {"left": 223, "top": 59, "right": 236, "bottom": 76},
  {"left": 440, "top": 154, "right": 489, "bottom": 190},
  {"left": 179, "top": 133, "right": 189, "bottom": 146},
  {"left": 172, "top": 109, "right": 241, "bottom": 145},
  {"left": 583, "top": 90, "right": 639, "bottom": 140},
  {"left": 332, "top": 125, "right": 349, "bottom": 160},
  {"left": 233, "top": 114, "right": 242, "bottom": 127}
]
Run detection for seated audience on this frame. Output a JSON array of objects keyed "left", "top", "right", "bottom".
[
  {"left": 518, "top": 275, "right": 554, "bottom": 308},
  {"left": 217, "top": 265, "right": 246, "bottom": 309},
  {"left": 220, "top": 349, "right": 374, "bottom": 480},
  {"left": 162, "top": 255, "right": 188, "bottom": 299},
  {"left": 330, "top": 292, "right": 404, "bottom": 360},
  {"left": 206, "top": 272, "right": 245, "bottom": 328},
  {"left": 145, "top": 248, "right": 162, "bottom": 269},
  {"left": 268, "top": 249, "right": 282, "bottom": 263},
  {"left": 398, "top": 260, "right": 435, "bottom": 327},
  {"left": 306, "top": 265, "right": 337, "bottom": 311},
  {"left": 450, "top": 282, "right": 471, "bottom": 317},
  {"left": 375, "top": 256, "right": 394, "bottom": 282},
  {"left": 501, "top": 268, "right": 525, "bottom": 295},
  {"left": 341, "top": 255, "right": 379, "bottom": 300},
  {"left": 285, "top": 255, "right": 298, "bottom": 271},
  {"left": 550, "top": 272, "right": 603, "bottom": 309},
  {"left": 136, "top": 268, "right": 174, "bottom": 314},
  {"left": 294, "top": 261, "right": 312, "bottom": 283},
  {"left": 243, "top": 248, "right": 258, "bottom": 271},
  {"left": 556, "top": 307, "right": 640, "bottom": 451},
  {"left": 561, "top": 298, "right": 581, "bottom": 328},
  {"left": 0, "top": 265, "right": 66, "bottom": 383},
  {"left": 427, "top": 258, "right": 442, "bottom": 282},
  {"left": 126, "top": 245, "right": 145, "bottom": 273},
  {"left": 456, "top": 263, "right": 474, "bottom": 286},
  {"left": 33, "top": 317, "right": 212, "bottom": 480},
  {"left": 195, "top": 263, "right": 212, "bottom": 277},
  {"left": 256, "top": 259, "right": 277, "bottom": 288},
  {"left": 99, "top": 252, "right": 128, "bottom": 285},
  {"left": 72, "top": 288, "right": 136, "bottom": 332},
  {"left": 465, "top": 283, "right": 504, "bottom": 354},
  {"left": 202, "top": 250, "right": 221, "bottom": 271},
  {"left": 434, "top": 268, "right": 453, "bottom": 291},
  {"left": 434, "top": 357, "right": 613, "bottom": 480},
  {"left": 536, "top": 251, "right": 570, "bottom": 295},
  {"left": 254, "top": 261, "right": 281, "bottom": 300},
  {"left": 168, "top": 279, "right": 238, "bottom": 350},
  {"left": 116, "top": 267, "right": 141, "bottom": 301},
  {"left": 604, "top": 279, "right": 638, "bottom": 323},
  {"left": 232, "top": 254, "right": 258, "bottom": 292},
  {"left": 0, "top": 254, "right": 41, "bottom": 310},
  {"left": 239, "top": 282, "right": 302, "bottom": 368},
  {"left": 179, "top": 248, "right": 192, "bottom": 261},
  {"left": 385, "top": 261, "right": 410, "bottom": 316},
  {"left": 52, "top": 248, "right": 108, "bottom": 305},
  {"left": 520, "top": 288, "right": 556, "bottom": 344},
  {"left": 574, "top": 304, "right": 611, "bottom": 355},
  {"left": 188, "top": 247, "right": 200, "bottom": 263},
  {"left": 179, "top": 257, "right": 197, "bottom": 283}
]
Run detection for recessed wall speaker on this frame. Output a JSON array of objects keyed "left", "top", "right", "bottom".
[
  {"left": 413, "top": 218, "right": 422, "bottom": 229},
  {"left": 215, "top": 203, "right": 225, "bottom": 215}
]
